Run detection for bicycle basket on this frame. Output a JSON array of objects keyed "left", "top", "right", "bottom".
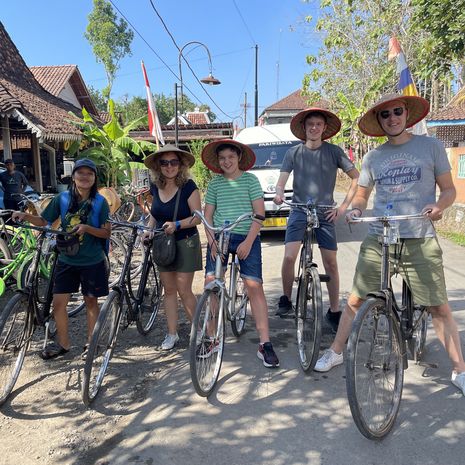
[{"left": 56, "top": 234, "right": 80, "bottom": 256}]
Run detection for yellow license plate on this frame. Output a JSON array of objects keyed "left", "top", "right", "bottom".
[{"left": 263, "top": 217, "right": 287, "bottom": 227}]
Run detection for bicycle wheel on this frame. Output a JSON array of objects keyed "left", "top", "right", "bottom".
[
  {"left": 296, "top": 266, "right": 323, "bottom": 372},
  {"left": 189, "top": 289, "right": 225, "bottom": 397},
  {"left": 346, "top": 297, "right": 404, "bottom": 440},
  {"left": 135, "top": 260, "right": 163, "bottom": 335},
  {"left": 82, "top": 290, "right": 121, "bottom": 406},
  {"left": 0, "top": 293, "right": 33, "bottom": 406},
  {"left": 115, "top": 200, "right": 136, "bottom": 222},
  {"left": 230, "top": 268, "right": 248, "bottom": 337}
]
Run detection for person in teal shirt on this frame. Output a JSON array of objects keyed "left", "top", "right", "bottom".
[
  {"left": 12, "top": 159, "right": 111, "bottom": 360},
  {"left": 201, "top": 139, "right": 279, "bottom": 368}
]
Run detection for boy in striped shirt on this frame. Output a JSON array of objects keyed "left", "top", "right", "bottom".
[{"left": 201, "top": 140, "right": 279, "bottom": 368}]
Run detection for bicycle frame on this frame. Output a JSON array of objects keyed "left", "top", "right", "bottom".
[{"left": 109, "top": 220, "right": 160, "bottom": 325}]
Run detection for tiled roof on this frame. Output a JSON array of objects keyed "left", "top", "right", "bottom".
[
  {"left": 30, "top": 65, "right": 99, "bottom": 117},
  {"left": 0, "top": 22, "right": 82, "bottom": 140},
  {"left": 185, "top": 111, "right": 210, "bottom": 125},
  {"left": 428, "top": 86, "right": 465, "bottom": 121},
  {"left": 264, "top": 89, "right": 308, "bottom": 111}
]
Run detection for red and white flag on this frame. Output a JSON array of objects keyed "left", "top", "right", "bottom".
[{"left": 141, "top": 61, "right": 165, "bottom": 148}]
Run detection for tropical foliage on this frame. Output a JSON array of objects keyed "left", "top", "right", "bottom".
[{"left": 67, "top": 100, "right": 158, "bottom": 187}]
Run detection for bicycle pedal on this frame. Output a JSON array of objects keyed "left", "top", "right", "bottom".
[{"left": 319, "top": 274, "right": 330, "bottom": 282}]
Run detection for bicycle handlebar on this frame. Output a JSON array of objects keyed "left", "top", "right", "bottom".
[
  {"left": 109, "top": 218, "right": 164, "bottom": 233},
  {"left": 192, "top": 210, "right": 265, "bottom": 234},
  {"left": 282, "top": 199, "right": 336, "bottom": 210},
  {"left": 10, "top": 221, "right": 75, "bottom": 237},
  {"left": 348, "top": 213, "right": 428, "bottom": 224}
]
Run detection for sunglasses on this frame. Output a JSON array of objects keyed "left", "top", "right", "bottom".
[
  {"left": 159, "top": 159, "right": 181, "bottom": 167},
  {"left": 378, "top": 107, "right": 405, "bottom": 120}
]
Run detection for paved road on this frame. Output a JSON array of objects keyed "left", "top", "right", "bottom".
[{"left": 2, "top": 206, "right": 465, "bottom": 465}]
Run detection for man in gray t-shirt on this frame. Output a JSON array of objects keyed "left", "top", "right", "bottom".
[
  {"left": 315, "top": 94, "right": 465, "bottom": 397},
  {"left": 273, "top": 108, "right": 359, "bottom": 331}
]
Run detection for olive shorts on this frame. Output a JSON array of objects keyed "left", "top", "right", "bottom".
[
  {"left": 352, "top": 235, "right": 448, "bottom": 307},
  {"left": 157, "top": 233, "right": 202, "bottom": 273}
]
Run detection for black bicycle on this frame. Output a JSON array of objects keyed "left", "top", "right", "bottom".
[
  {"left": 82, "top": 219, "right": 163, "bottom": 405},
  {"left": 0, "top": 224, "right": 70, "bottom": 406},
  {"left": 283, "top": 200, "right": 334, "bottom": 372},
  {"left": 346, "top": 212, "right": 430, "bottom": 440}
]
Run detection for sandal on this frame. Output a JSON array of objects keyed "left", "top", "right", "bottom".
[{"left": 40, "top": 342, "right": 69, "bottom": 360}]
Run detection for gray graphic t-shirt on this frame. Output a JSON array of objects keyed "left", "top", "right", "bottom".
[
  {"left": 358, "top": 135, "right": 451, "bottom": 238},
  {"left": 281, "top": 142, "right": 355, "bottom": 204}
]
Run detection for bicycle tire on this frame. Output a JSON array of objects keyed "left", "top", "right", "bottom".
[
  {"left": 115, "top": 200, "right": 136, "bottom": 222},
  {"left": 296, "top": 266, "right": 323, "bottom": 372},
  {"left": 346, "top": 297, "right": 404, "bottom": 440},
  {"left": 0, "top": 293, "right": 33, "bottom": 406},
  {"left": 135, "top": 260, "right": 163, "bottom": 335},
  {"left": 82, "top": 290, "right": 121, "bottom": 406},
  {"left": 0, "top": 236, "right": 12, "bottom": 261},
  {"left": 230, "top": 267, "right": 248, "bottom": 337},
  {"left": 189, "top": 289, "right": 225, "bottom": 397}
]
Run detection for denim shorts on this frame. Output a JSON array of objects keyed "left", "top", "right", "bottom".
[
  {"left": 53, "top": 259, "right": 110, "bottom": 297},
  {"left": 205, "top": 233, "right": 263, "bottom": 283},
  {"left": 285, "top": 208, "right": 337, "bottom": 250}
]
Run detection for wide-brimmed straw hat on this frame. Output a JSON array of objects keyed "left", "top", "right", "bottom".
[
  {"left": 144, "top": 144, "right": 195, "bottom": 170},
  {"left": 201, "top": 139, "right": 256, "bottom": 174},
  {"left": 358, "top": 93, "right": 430, "bottom": 137},
  {"left": 290, "top": 107, "right": 341, "bottom": 141}
]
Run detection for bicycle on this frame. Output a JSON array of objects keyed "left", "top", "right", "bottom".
[
  {"left": 345, "top": 212, "right": 430, "bottom": 440},
  {"left": 82, "top": 219, "right": 163, "bottom": 405},
  {"left": 282, "top": 199, "right": 334, "bottom": 372},
  {"left": 0, "top": 210, "right": 52, "bottom": 297},
  {"left": 0, "top": 224, "right": 71, "bottom": 406},
  {"left": 189, "top": 210, "right": 258, "bottom": 397}
]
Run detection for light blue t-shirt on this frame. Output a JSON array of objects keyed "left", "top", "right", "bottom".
[{"left": 359, "top": 135, "right": 451, "bottom": 238}]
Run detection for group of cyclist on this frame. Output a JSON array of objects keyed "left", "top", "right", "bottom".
[{"left": 6, "top": 92, "right": 465, "bottom": 395}]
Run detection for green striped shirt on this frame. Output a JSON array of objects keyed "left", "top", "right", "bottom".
[{"left": 205, "top": 172, "right": 263, "bottom": 234}]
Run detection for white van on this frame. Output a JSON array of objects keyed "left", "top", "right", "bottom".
[{"left": 234, "top": 123, "right": 300, "bottom": 230}]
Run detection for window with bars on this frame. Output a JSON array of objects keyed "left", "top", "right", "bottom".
[{"left": 459, "top": 154, "right": 465, "bottom": 179}]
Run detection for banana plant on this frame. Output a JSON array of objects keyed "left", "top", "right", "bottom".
[{"left": 67, "top": 99, "right": 158, "bottom": 187}]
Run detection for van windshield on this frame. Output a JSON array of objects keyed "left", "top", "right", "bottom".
[{"left": 249, "top": 141, "right": 300, "bottom": 169}]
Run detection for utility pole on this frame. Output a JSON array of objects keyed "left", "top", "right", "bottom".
[
  {"left": 254, "top": 44, "right": 259, "bottom": 126},
  {"left": 240, "top": 92, "right": 251, "bottom": 127}
]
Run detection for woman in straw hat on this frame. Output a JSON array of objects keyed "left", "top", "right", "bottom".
[{"left": 144, "top": 144, "right": 202, "bottom": 351}]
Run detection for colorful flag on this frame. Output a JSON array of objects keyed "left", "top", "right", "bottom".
[
  {"left": 388, "top": 37, "right": 427, "bottom": 134},
  {"left": 141, "top": 61, "right": 165, "bottom": 148}
]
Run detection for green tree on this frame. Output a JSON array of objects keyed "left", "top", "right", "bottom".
[
  {"left": 85, "top": 0, "right": 134, "bottom": 101},
  {"left": 188, "top": 139, "right": 213, "bottom": 192},
  {"left": 87, "top": 85, "right": 107, "bottom": 113},
  {"left": 67, "top": 99, "right": 157, "bottom": 187},
  {"left": 412, "top": 0, "right": 465, "bottom": 80}
]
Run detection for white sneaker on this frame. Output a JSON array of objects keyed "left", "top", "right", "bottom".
[
  {"left": 161, "top": 333, "right": 179, "bottom": 350},
  {"left": 451, "top": 371, "right": 465, "bottom": 395},
  {"left": 314, "top": 348, "right": 343, "bottom": 372}
]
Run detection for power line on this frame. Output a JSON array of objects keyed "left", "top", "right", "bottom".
[
  {"left": 148, "top": 0, "right": 237, "bottom": 120},
  {"left": 232, "top": 0, "right": 256, "bottom": 45},
  {"left": 109, "top": 0, "right": 208, "bottom": 108}
]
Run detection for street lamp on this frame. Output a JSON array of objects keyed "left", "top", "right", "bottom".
[{"left": 174, "top": 41, "right": 221, "bottom": 146}]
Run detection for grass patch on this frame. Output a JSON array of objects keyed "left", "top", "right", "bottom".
[{"left": 437, "top": 229, "right": 465, "bottom": 247}]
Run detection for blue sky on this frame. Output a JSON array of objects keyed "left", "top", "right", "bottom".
[{"left": 1, "top": 0, "right": 322, "bottom": 126}]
